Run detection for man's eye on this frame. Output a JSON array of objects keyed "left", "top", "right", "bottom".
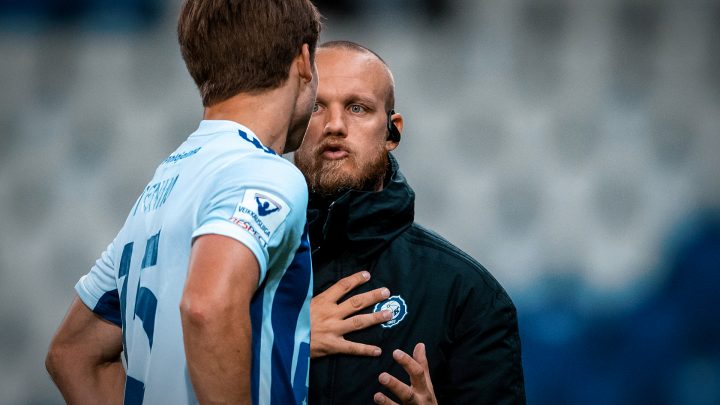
[
  {"left": 312, "top": 103, "right": 320, "bottom": 113},
  {"left": 350, "top": 105, "right": 365, "bottom": 113}
]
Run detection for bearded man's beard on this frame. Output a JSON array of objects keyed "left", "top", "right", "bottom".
[{"left": 295, "top": 141, "right": 388, "bottom": 197}]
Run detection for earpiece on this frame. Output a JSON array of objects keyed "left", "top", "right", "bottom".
[{"left": 387, "top": 110, "right": 401, "bottom": 143}]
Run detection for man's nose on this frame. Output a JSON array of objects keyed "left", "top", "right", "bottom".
[{"left": 323, "top": 107, "right": 347, "bottom": 137}]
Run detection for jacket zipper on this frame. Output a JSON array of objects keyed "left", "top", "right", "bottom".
[{"left": 311, "top": 201, "right": 334, "bottom": 256}]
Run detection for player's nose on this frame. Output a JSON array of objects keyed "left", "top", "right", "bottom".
[{"left": 323, "top": 106, "right": 347, "bottom": 138}]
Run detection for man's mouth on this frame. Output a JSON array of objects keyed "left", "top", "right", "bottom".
[{"left": 320, "top": 145, "right": 349, "bottom": 160}]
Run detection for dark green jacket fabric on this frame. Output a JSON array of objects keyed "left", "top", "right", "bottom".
[{"left": 307, "top": 154, "right": 526, "bottom": 404}]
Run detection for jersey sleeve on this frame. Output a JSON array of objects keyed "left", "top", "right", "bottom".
[
  {"left": 75, "top": 241, "right": 123, "bottom": 326},
  {"left": 192, "top": 154, "right": 308, "bottom": 284}
]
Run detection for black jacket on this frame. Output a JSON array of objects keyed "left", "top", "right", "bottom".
[{"left": 308, "top": 155, "right": 526, "bottom": 404}]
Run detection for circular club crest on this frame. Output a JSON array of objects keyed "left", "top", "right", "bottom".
[{"left": 374, "top": 295, "right": 408, "bottom": 328}]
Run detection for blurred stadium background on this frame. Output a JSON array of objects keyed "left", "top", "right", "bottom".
[{"left": 1, "top": 0, "right": 719, "bottom": 403}]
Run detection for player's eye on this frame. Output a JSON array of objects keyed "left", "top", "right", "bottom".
[
  {"left": 349, "top": 104, "right": 365, "bottom": 114},
  {"left": 312, "top": 103, "right": 320, "bottom": 113}
]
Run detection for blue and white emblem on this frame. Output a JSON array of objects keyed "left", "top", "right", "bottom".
[
  {"left": 230, "top": 189, "right": 290, "bottom": 246},
  {"left": 255, "top": 194, "right": 281, "bottom": 216},
  {"left": 374, "top": 295, "right": 408, "bottom": 328}
]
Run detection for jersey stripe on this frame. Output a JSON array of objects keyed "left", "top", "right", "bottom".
[
  {"left": 124, "top": 375, "right": 145, "bottom": 404},
  {"left": 119, "top": 241, "right": 134, "bottom": 364},
  {"left": 250, "top": 281, "right": 266, "bottom": 405},
  {"left": 93, "top": 289, "right": 121, "bottom": 326},
  {"left": 292, "top": 342, "right": 310, "bottom": 404},
  {"left": 270, "top": 228, "right": 312, "bottom": 404}
]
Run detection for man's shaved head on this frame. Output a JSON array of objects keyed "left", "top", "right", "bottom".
[
  {"left": 295, "top": 41, "right": 403, "bottom": 196},
  {"left": 318, "top": 41, "right": 396, "bottom": 111}
]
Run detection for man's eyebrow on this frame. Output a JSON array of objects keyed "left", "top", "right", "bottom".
[
  {"left": 345, "top": 94, "right": 379, "bottom": 106},
  {"left": 315, "top": 93, "right": 381, "bottom": 107}
]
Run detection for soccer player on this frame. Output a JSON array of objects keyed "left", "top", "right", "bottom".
[
  {"left": 45, "top": 1, "right": 321, "bottom": 404},
  {"left": 296, "top": 41, "right": 526, "bottom": 404}
]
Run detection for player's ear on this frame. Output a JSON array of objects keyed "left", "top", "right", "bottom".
[
  {"left": 386, "top": 112, "right": 403, "bottom": 152},
  {"left": 296, "top": 44, "right": 313, "bottom": 84}
]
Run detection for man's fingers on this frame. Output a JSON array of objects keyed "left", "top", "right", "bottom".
[
  {"left": 373, "top": 392, "right": 399, "bottom": 405},
  {"left": 378, "top": 372, "right": 417, "bottom": 404},
  {"left": 413, "top": 343, "right": 435, "bottom": 392},
  {"left": 339, "top": 287, "right": 391, "bottom": 314},
  {"left": 376, "top": 346, "right": 437, "bottom": 404},
  {"left": 312, "top": 336, "right": 382, "bottom": 358},
  {"left": 392, "top": 349, "right": 428, "bottom": 391},
  {"left": 413, "top": 343, "right": 429, "bottom": 370},
  {"left": 317, "top": 271, "right": 371, "bottom": 302},
  {"left": 341, "top": 340, "right": 382, "bottom": 357},
  {"left": 340, "top": 310, "right": 393, "bottom": 334}
]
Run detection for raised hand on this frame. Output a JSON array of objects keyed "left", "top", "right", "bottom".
[
  {"left": 310, "top": 271, "right": 392, "bottom": 358},
  {"left": 374, "top": 343, "right": 438, "bottom": 405}
]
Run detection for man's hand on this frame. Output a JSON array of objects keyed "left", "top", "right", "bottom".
[
  {"left": 311, "top": 270, "right": 393, "bottom": 358},
  {"left": 374, "top": 343, "right": 438, "bottom": 405}
]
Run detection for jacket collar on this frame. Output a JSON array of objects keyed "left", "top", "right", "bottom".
[{"left": 308, "top": 153, "right": 415, "bottom": 264}]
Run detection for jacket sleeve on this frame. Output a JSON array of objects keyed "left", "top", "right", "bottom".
[{"left": 438, "top": 288, "right": 526, "bottom": 404}]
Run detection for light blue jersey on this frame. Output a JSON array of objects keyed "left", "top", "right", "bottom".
[{"left": 75, "top": 120, "right": 312, "bottom": 405}]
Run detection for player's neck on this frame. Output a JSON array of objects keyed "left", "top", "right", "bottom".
[{"left": 202, "top": 84, "right": 298, "bottom": 154}]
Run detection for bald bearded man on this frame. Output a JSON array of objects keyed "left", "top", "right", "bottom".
[{"left": 298, "top": 41, "right": 526, "bottom": 404}]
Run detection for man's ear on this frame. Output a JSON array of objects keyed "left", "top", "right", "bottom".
[
  {"left": 386, "top": 112, "right": 404, "bottom": 151},
  {"left": 297, "top": 43, "right": 314, "bottom": 84}
]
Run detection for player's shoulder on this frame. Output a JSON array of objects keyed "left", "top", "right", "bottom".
[
  {"left": 195, "top": 123, "right": 306, "bottom": 200},
  {"left": 403, "top": 223, "right": 504, "bottom": 287},
  {"left": 404, "top": 224, "right": 481, "bottom": 267},
  {"left": 229, "top": 150, "right": 305, "bottom": 188},
  {"left": 211, "top": 151, "right": 306, "bottom": 213},
  {"left": 403, "top": 223, "right": 515, "bottom": 310}
]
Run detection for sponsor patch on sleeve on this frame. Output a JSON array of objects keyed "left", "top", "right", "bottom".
[{"left": 228, "top": 189, "right": 291, "bottom": 247}]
